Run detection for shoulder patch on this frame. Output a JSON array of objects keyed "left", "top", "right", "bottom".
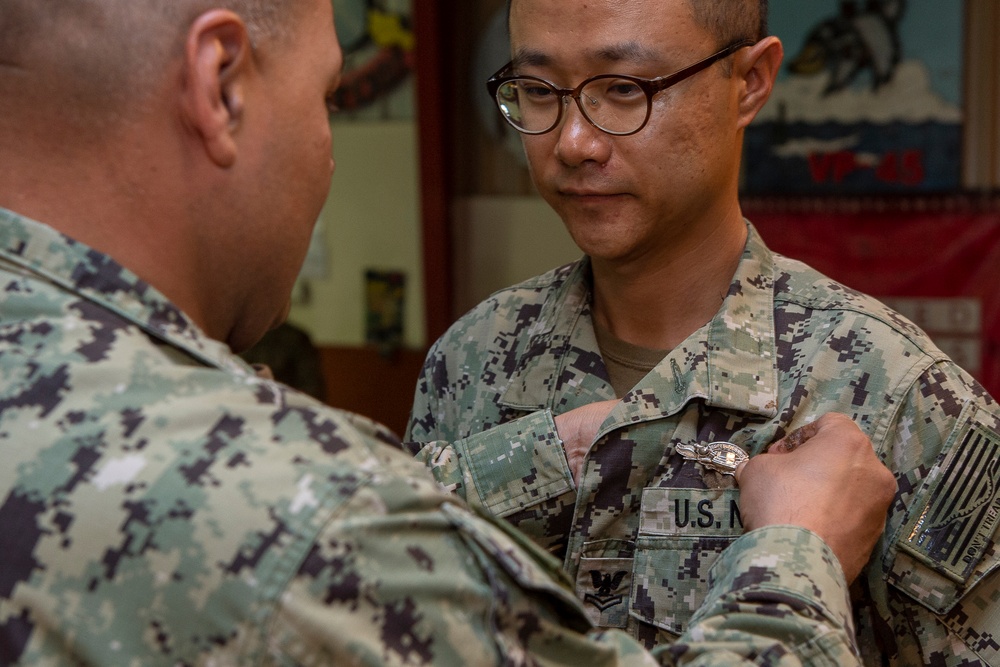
[{"left": 899, "top": 405, "right": 1000, "bottom": 584}]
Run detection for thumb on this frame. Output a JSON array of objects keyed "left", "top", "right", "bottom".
[{"left": 734, "top": 459, "right": 749, "bottom": 485}]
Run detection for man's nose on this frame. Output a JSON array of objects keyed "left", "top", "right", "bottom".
[{"left": 553, "top": 96, "right": 613, "bottom": 167}]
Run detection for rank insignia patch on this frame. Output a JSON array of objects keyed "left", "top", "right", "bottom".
[
  {"left": 900, "top": 415, "right": 1000, "bottom": 584},
  {"left": 584, "top": 570, "right": 628, "bottom": 611}
]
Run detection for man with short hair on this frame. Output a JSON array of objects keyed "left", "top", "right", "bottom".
[
  {"left": 405, "top": 0, "right": 1000, "bottom": 664},
  {"left": 0, "top": 0, "right": 895, "bottom": 664}
]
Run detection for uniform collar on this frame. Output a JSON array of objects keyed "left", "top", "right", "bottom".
[
  {"left": 500, "top": 222, "right": 779, "bottom": 421},
  {"left": 0, "top": 207, "right": 251, "bottom": 374}
]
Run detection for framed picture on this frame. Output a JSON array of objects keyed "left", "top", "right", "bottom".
[
  {"left": 331, "top": 0, "right": 414, "bottom": 119},
  {"left": 365, "top": 269, "right": 406, "bottom": 355},
  {"left": 742, "top": 0, "right": 964, "bottom": 194}
]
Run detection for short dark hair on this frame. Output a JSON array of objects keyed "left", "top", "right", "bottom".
[
  {"left": 0, "top": 0, "right": 299, "bottom": 124},
  {"left": 689, "top": 0, "right": 769, "bottom": 44},
  {"left": 505, "top": 0, "right": 769, "bottom": 43}
]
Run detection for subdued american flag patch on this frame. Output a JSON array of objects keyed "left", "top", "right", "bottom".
[{"left": 899, "top": 414, "right": 1000, "bottom": 584}]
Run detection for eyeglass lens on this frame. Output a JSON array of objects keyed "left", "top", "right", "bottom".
[{"left": 495, "top": 77, "right": 650, "bottom": 135}]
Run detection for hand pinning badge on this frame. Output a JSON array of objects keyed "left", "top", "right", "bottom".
[
  {"left": 675, "top": 441, "right": 748, "bottom": 477},
  {"left": 675, "top": 425, "right": 810, "bottom": 479}
]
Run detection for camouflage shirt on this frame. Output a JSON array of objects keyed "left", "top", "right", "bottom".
[
  {"left": 0, "top": 207, "right": 863, "bottom": 666},
  {"left": 406, "top": 222, "right": 1000, "bottom": 665}
]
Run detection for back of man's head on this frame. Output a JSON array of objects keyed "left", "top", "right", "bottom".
[
  {"left": 0, "top": 0, "right": 336, "bottom": 353},
  {"left": 0, "top": 0, "right": 295, "bottom": 136}
]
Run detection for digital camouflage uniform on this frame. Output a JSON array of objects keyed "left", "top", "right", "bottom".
[
  {"left": 406, "top": 222, "right": 1000, "bottom": 666},
  {"left": 0, "top": 207, "right": 865, "bottom": 666}
]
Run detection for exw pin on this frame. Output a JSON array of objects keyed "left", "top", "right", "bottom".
[{"left": 675, "top": 442, "right": 748, "bottom": 476}]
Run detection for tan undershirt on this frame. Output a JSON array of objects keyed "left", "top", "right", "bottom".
[
  {"left": 594, "top": 322, "right": 735, "bottom": 489},
  {"left": 593, "top": 321, "right": 669, "bottom": 398}
]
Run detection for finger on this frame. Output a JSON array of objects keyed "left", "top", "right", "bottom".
[{"left": 766, "top": 421, "right": 819, "bottom": 454}]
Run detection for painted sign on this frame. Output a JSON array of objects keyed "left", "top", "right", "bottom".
[{"left": 743, "top": 0, "right": 964, "bottom": 194}]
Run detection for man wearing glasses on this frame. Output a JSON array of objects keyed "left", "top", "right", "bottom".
[{"left": 406, "top": 0, "right": 1000, "bottom": 664}]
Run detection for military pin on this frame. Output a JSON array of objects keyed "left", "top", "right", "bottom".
[{"left": 675, "top": 441, "right": 748, "bottom": 476}]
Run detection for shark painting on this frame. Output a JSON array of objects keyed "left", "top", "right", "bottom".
[{"left": 787, "top": 0, "right": 906, "bottom": 95}]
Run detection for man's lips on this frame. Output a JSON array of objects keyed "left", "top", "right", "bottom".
[{"left": 558, "top": 188, "right": 627, "bottom": 198}]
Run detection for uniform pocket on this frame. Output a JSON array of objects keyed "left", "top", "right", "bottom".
[
  {"left": 576, "top": 540, "right": 635, "bottom": 629},
  {"left": 630, "top": 488, "right": 743, "bottom": 635}
]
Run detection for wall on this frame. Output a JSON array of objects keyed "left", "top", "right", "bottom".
[
  {"left": 280, "top": 120, "right": 426, "bottom": 436},
  {"left": 452, "top": 196, "right": 578, "bottom": 316},
  {"left": 964, "top": 0, "right": 1000, "bottom": 187},
  {"left": 289, "top": 120, "right": 425, "bottom": 350}
]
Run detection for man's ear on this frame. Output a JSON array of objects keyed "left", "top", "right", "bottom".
[
  {"left": 735, "top": 36, "right": 783, "bottom": 130},
  {"left": 179, "top": 10, "right": 254, "bottom": 168}
]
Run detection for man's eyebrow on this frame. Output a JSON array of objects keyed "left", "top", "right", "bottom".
[
  {"left": 510, "top": 48, "right": 551, "bottom": 69},
  {"left": 592, "top": 41, "right": 662, "bottom": 64},
  {"left": 510, "top": 41, "right": 664, "bottom": 70}
]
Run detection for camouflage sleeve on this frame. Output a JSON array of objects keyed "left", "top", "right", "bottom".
[
  {"left": 656, "top": 525, "right": 860, "bottom": 666},
  {"left": 867, "top": 360, "right": 1000, "bottom": 665},
  {"left": 404, "top": 410, "right": 576, "bottom": 518},
  {"left": 262, "top": 474, "right": 588, "bottom": 664},
  {"left": 402, "top": 344, "right": 472, "bottom": 492},
  {"left": 267, "top": 469, "right": 858, "bottom": 667},
  {"left": 403, "top": 345, "right": 445, "bottom": 444}
]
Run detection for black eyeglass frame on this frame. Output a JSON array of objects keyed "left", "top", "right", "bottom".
[{"left": 486, "top": 39, "right": 756, "bottom": 137}]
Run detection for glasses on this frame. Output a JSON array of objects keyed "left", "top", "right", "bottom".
[{"left": 486, "top": 39, "right": 755, "bottom": 137}]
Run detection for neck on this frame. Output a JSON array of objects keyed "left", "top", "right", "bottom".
[
  {"left": 590, "top": 212, "right": 748, "bottom": 351},
  {"left": 0, "top": 111, "right": 219, "bottom": 342}
]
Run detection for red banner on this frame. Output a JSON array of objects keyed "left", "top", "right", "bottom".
[{"left": 748, "top": 200, "right": 1000, "bottom": 397}]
